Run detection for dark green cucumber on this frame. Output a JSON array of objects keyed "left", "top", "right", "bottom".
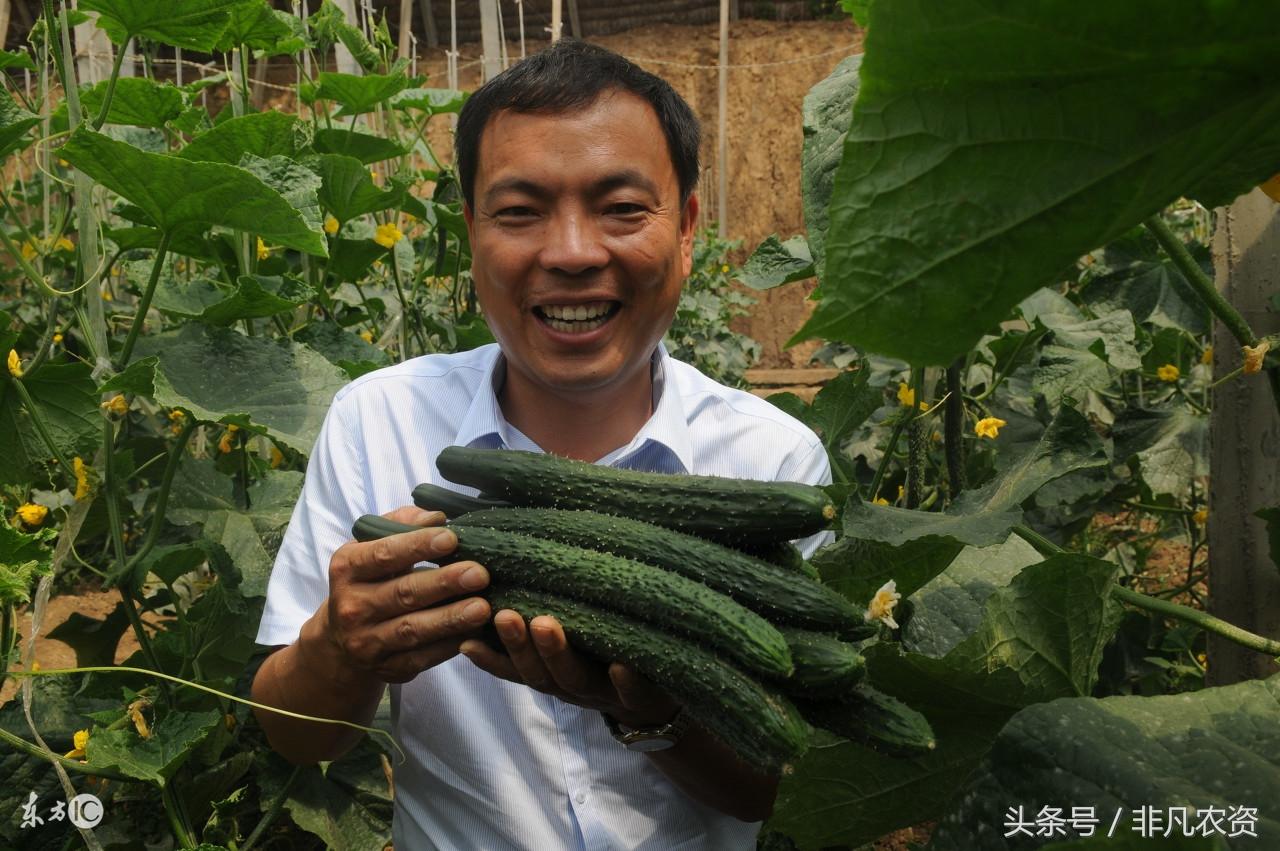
[
  {"left": 445, "top": 522, "right": 792, "bottom": 678},
  {"left": 352, "top": 514, "right": 423, "bottom": 541},
  {"left": 739, "top": 540, "right": 820, "bottom": 580},
  {"left": 412, "top": 482, "right": 511, "bottom": 518},
  {"left": 457, "top": 507, "right": 863, "bottom": 633},
  {"left": 435, "top": 446, "right": 835, "bottom": 545},
  {"left": 796, "top": 684, "right": 935, "bottom": 756},
  {"left": 486, "top": 586, "right": 810, "bottom": 770},
  {"left": 776, "top": 627, "right": 866, "bottom": 698}
]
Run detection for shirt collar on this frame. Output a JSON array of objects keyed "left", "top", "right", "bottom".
[{"left": 450, "top": 343, "right": 693, "bottom": 472}]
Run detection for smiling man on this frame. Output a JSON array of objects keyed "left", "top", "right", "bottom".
[{"left": 251, "top": 40, "right": 829, "bottom": 850}]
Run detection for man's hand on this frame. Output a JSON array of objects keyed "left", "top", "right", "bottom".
[
  {"left": 459, "top": 611, "right": 680, "bottom": 729},
  {"left": 321, "top": 506, "right": 492, "bottom": 684}
]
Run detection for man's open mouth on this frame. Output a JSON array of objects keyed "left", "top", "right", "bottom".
[{"left": 533, "top": 301, "right": 621, "bottom": 334}]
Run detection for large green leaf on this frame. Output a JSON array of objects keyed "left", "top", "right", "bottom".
[
  {"left": 794, "top": 0, "right": 1280, "bottom": 364},
  {"left": 0, "top": 90, "right": 40, "bottom": 157},
  {"left": 774, "top": 552, "right": 1124, "bottom": 849},
  {"left": 1038, "top": 309, "right": 1142, "bottom": 371},
  {"left": 131, "top": 322, "right": 348, "bottom": 454},
  {"left": 814, "top": 535, "right": 965, "bottom": 609},
  {"left": 389, "top": 87, "right": 468, "bottom": 115},
  {"left": 212, "top": 0, "right": 293, "bottom": 52},
  {"left": 1112, "top": 408, "right": 1208, "bottom": 499},
  {"left": 176, "top": 111, "right": 308, "bottom": 164},
  {"left": 930, "top": 675, "right": 1280, "bottom": 849},
  {"left": 294, "top": 321, "right": 390, "bottom": 369},
  {"left": 739, "top": 234, "right": 815, "bottom": 291},
  {"left": 77, "top": 77, "right": 187, "bottom": 128},
  {"left": 259, "top": 738, "right": 393, "bottom": 850},
  {"left": 238, "top": 154, "right": 323, "bottom": 228},
  {"left": 316, "top": 154, "right": 407, "bottom": 224},
  {"left": 768, "top": 368, "right": 882, "bottom": 482},
  {"left": 841, "top": 405, "right": 1107, "bottom": 549},
  {"left": 1082, "top": 231, "right": 1211, "bottom": 335},
  {"left": 87, "top": 708, "right": 224, "bottom": 787},
  {"left": 60, "top": 127, "right": 326, "bottom": 255},
  {"left": 800, "top": 54, "right": 860, "bottom": 279},
  {"left": 80, "top": 0, "right": 244, "bottom": 51},
  {"left": 313, "top": 128, "right": 409, "bottom": 164},
  {"left": 155, "top": 274, "right": 313, "bottom": 326},
  {"left": 0, "top": 363, "right": 100, "bottom": 488},
  {"left": 311, "top": 71, "right": 409, "bottom": 117},
  {"left": 167, "top": 458, "right": 302, "bottom": 597}
]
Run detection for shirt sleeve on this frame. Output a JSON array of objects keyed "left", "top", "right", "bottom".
[
  {"left": 255, "top": 393, "right": 369, "bottom": 647},
  {"left": 778, "top": 440, "right": 834, "bottom": 559}
]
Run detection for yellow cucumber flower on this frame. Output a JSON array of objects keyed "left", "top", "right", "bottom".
[
  {"left": 128, "top": 698, "right": 152, "bottom": 739},
  {"left": 65, "top": 728, "right": 90, "bottom": 760},
  {"left": 872, "top": 496, "right": 889, "bottom": 506},
  {"left": 1192, "top": 508, "right": 1208, "bottom": 525},
  {"left": 256, "top": 237, "right": 270, "bottom": 261},
  {"left": 218, "top": 424, "right": 240, "bottom": 454},
  {"left": 1156, "top": 363, "right": 1180, "bottom": 382},
  {"left": 1243, "top": 341, "right": 1271, "bottom": 375},
  {"left": 359, "top": 329, "right": 374, "bottom": 343},
  {"left": 896, "top": 382, "right": 915, "bottom": 408},
  {"left": 14, "top": 503, "right": 48, "bottom": 527},
  {"left": 864, "top": 580, "right": 902, "bottom": 630},
  {"left": 974, "top": 416, "right": 1007, "bottom": 439},
  {"left": 720, "top": 264, "right": 730, "bottom": 274},
  {"left": 1200, "top": 346, "right": 1213, "bottom": 366},
  {"left": 100, "top": 394, "right": 128, "bottom": 416},
  {"left": 53, "top": 333, "right": 63, "bottom": 345},
  {"left": 269, "top": 445, "right": 284, "bottom": 469},
  {"left": 324, "top": 215, "right": 340, "bottom": 235},
  {"left": 73, "top": 456, "right": 93, "bottom": 502},
  {"left": 7, "top": 349, "right": 22, "bottom": 378},
  {"left": 374, "top": 222, "right": 404, "bottom": 249}
]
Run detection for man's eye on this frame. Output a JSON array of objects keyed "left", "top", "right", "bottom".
[
  {"left": 496, "top": 206, "right": 537, "bottom": 219},
  {"left": 607, "top": 203, "right": 646, "bottom": 216}
]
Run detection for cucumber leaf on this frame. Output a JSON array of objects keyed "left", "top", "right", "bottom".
[
  {"left": 794, "top": 0, "right": 1280, "bottom": 364},
  {"left": 929, "top": 675, "right": 1280, "bottom": 849},
  {"left": 79, "top": 0, "right": 245, "bottom": 52},
  {"left": 60, "top": 127, "right": 326, "bottom": 256}
]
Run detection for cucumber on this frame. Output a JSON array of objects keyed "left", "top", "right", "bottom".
[
  {"left": 796, "top": 684, "right": 935, "bottom": 756},
  {"left": 457, "top": 507, "right": 863, "bottom": 633},
  {"left": 776, "top": 627, "right": 866, "bottom": 698},
  {"left": 352, "top": 515, "right": 794, "bottom": 679},
  {"left": 411, "top": 482, "right": 511, "bottom": 518},
  {"left": 435, "top": 446, "right": 835, "bottom": 545},
  {"left": 486, "top": 586, "right": 810, "bottom": 770},
  {"left": 352, "top": 514, "right": 423, "bottom": 541},
  {"left": 739, "top": 540, "right": 820, "bottom": 580}
]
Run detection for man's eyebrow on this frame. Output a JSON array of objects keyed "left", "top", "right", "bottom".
[{"left": 481, "top": 170, "right": 663, "bottom": 206}]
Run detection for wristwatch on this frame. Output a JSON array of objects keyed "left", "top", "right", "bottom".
[{"left": 602, "top": 709, "right": 689, "bottom": 752}]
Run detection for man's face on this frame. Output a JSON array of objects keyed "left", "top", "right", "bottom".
[{"left": 464, "top": 89, "right": 698, "bottom": 402}]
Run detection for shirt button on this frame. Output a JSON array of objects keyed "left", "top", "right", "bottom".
[{"left": 574, "top": 790, "right": 588, "bottom": 804}]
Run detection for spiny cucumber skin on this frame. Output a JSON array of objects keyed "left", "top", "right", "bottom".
[
  {"left": 486, "top": 586, "right": 810, "bottom": 770},
  {"left": 411, "top": 482, "right": 511, "bottom": 518},
  {"left": 446, "top": 523, "right": 794, "bottom": 680},
  {"left": 457, "top": 508, "right": 862, "bottom": 633},
  {"left": 436, "top": 446, "right": 835, "bottom": 545},
  {"left": 796, "top": 684, "right": 935, "bottom": 757},
  {"left": 775, "top": 627, "right": 867, "bottom": 698},
  {"left": 739, "top": 540, "right": 820, "bottom": 580}
]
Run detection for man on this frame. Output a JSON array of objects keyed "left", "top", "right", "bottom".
[{"left": 251, "top": 39, "right": 829, "bottom": 850}]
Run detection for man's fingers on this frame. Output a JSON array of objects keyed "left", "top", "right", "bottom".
[
  {"left": 385, "top": 506, "right": 446, "bottom": 527},
  {"left": 353, "top": 561, "right": 489, "bottom": 622},
  {"left": 344, "top": 596, "right": 492, "bottom": 666},
  {"left": 331, "top": 525, "right": 459, "bottom": 584},
  {"left": 492, "top": 610, "right": 556, "bottom": 690},
  {"left": 530, "top": 616, "right": 609, "bottom": 698},
  {"left": 609, "top": 663, "right": 679, "bottom": 719}
]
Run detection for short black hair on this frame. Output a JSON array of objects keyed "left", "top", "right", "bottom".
[{"left": 455, "top": 39, "right": 701, "bottom": 209}]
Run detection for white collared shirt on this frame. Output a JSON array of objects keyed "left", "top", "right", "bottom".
[{"left": 255, "top": 343, "right": 831, "bottom": 851}]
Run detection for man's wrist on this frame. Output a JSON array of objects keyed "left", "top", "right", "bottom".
[{"left": 297, "top": 607, "right": 383, "bottom": 691}]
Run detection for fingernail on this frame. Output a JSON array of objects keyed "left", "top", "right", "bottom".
[
  {"left": 430, "top": 530, "right": 457, "bottom": 554},
  {"left": 459, "top": 565, "right": 488, "bottom": 590},
  {"left": 464, "top": 600, "right": 488, "bottom": 621},
  {"left": 532, "top": 626, "right": 553, "bottom": 647},
  {"left": 498, "top": 619, "right": 521, "bottom": 642}
]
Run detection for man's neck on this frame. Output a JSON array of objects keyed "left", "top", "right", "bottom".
[{"left": 497, "top": 362, "right": 655, "bottom": 463}]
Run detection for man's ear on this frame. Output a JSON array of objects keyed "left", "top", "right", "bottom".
[{"left": 679, "top": 192, "right": 700, "bottom": 277}]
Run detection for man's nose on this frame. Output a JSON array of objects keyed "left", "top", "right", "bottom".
[{"left": 539, "top": 211, "right": 609, "bottom": 275}]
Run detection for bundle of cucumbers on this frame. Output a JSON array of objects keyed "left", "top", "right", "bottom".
[{"left": 352, "top": 445, "right": 934, "bottom": 770}]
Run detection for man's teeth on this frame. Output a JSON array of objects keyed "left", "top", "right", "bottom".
[
  {"left": 540, "top": 302, "right": 614, "bottom": 333},
  {"left": 541, "top": 303, "right": 611, "bottom": 321}
]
